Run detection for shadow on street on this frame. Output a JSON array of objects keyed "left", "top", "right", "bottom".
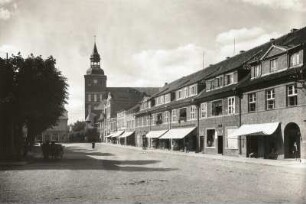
[{"left": 0, "top": 145, "right": 178, "bottom": 172}]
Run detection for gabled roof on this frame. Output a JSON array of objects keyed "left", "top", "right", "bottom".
[
  {"left": 260, "top": 45, "right": 288, "bottom": 60},
  {"left": 153, "top": 27, "right": 306, "bottom": 99}
]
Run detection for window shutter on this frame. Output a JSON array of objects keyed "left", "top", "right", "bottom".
[
  {"left": 299, "top": 50, "right": 303, "bottom": 64},
  {"left": 187, "top": 107, "right": 191, "bottom": 121},
  {"left": 251, "top": 67, "right": 254, "bottom": 78}
]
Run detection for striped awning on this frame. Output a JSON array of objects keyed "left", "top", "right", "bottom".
[
  {"left": 120, "top": 131, "right": 134, "bottom": 138},
  {"left": 111, "top": 130, "right": 125, "bottom": 138}
]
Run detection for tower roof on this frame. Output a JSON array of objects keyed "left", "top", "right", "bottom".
[{"left": 90, "top": 42, "right": 100, "bottom": 62}]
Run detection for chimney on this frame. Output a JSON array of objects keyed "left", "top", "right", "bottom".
[
  {"left": 209, "top": 64, "right": 213, "bottom": 67},
  {"left": 164, "top": 82, "right": 168, "bottom": 86},
  {"left": 226, "top": 57, "right": 230, "bottom": 59},
  {"left": 240, "top": 50, "right": 245, "bottom": 54},
  {"left": 270, "top": 38, "right": 275, "bottom": 42},
  {"left": 291, "top": 28, "right": 298, "bottom": 33}
]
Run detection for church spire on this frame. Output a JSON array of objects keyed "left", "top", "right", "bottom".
[{"left": 90, "top": 35, "right": 101, "bottom": 66}]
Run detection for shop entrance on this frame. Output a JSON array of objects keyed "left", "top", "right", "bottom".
[
  {"left": 247, "top": 137, "right": 258, "bottom": 157},
  {"left": 284, "top": 123, "right": 301, "bottom": 159},
  {"left": 218, "top": 136, "right": 223, "bottom": 154}
]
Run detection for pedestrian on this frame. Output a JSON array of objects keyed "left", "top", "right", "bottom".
[
  {"left": 92, "top": 142, "right": 95, "bottom": 149},
  {"left": 292, "top": 142, "right": 298, "bottom": 160}
]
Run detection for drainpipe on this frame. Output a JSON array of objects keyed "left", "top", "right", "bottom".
[{"left": 196, "top": 103, "right": 200, "bottom": 153}]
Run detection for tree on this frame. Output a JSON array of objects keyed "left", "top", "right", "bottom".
[
  {"left": 0, "top": 54, "right": 68, "bottom": 160},
  {"left": 71, "top": 121, "right": 86, "bottom": 132}
]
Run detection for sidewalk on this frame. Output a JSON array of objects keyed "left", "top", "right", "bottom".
[{"left": 97, "top": 143, "right": 306, "bottom": 169}]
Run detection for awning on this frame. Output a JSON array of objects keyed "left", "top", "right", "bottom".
[
  {"left": 105, "top": 134, "right": 113, "bottom": 138},
  {"left": 111, "top": 130, "right": 125, "bottom": 138},
  {"left": 119, "top": 131, "right": 134, "bottom": 138},
  {"left": 146, "top": 130, "right": 168, "bottom": 139},
  {"left": 159, "top": 127, "right": 196, "bottom": 139},
  {"left": 228, "top": 122, "right": 280, "bottom": 137}
]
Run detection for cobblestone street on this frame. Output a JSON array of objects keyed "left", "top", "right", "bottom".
[{"left": 1, "top": 143, "right": 306, "bottom": 203}]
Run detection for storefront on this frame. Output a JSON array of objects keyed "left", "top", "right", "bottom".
[
  {"left": 159, "top": 127, "right": 196, "bottom": 151},
  {"left": 145, "top": 130, "right": 168, "bottom": 148},
  {"left": 229, "top": 122, "right": 280, "bottom": 159}
]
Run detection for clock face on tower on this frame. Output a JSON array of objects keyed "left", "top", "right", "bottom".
[{"left": 93, "top": 79, "right": 98, "bottom": 84}]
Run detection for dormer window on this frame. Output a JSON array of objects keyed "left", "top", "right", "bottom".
[
  {"left": 251, "top": 65, "right": 262, "bottom": 79},
  {"left": 189, "top": 84, "right": 198, "bottom": 96},
  {"left": 290, "top": 50, "right": 303, "bottom": 67},
  {"left": 214, "top": 76, "right": 223, "bottom": 88},
  {"left": 165, "top": 94, "right": 171, "bottom": 103},
  {"left": 270, "top": 59, "right": 277, "bottom": 72}
]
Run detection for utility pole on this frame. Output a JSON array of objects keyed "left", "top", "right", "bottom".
[{"left": 233, "top": 38, "right": 236, "bottom": 55}]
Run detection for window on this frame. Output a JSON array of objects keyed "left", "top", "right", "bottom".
[
  {"left": 212, "top": 100, "right": 223, "bottom": 116},
  {"left": 270, "top": 59, "right": 277, "bottom": 72},
  {"left": 156, "top": 113, "right": 163, "bottom": 125},
  {"left": 252, "top": 65, "right": 262, "bottom": 78},
  {"left": 164, "top": 111, "right": 169, "bottom": 123},
  {"left": 151, "top": 114, "right": 156, "bottom": 126},
  {"left": 225, "top": 73, "right": 234, "bottom": 85},
  {"left": 88, "top": 94, "right": 91, "bottom": 102},
  {"left": 206, "top": 80, "right": 213, "bottom": 91},
  {"left": 228, "top": 97, "right": 235, "bottom": 115},
  {"left": 214, "top": 76, "right": 223, "bottom": 88},
  {"left": 227, "top": 128, "right": 238, "bottom": 149},
  {"left": 146, "top": 116, "right": 150, "bottom": 126},
  {"left": 93, "top": 79, "right": 98, "bottom": 84},
  {"left": 172, "top": 109, "right": 177, "bottom": 122},
  {"left": 100, "top": 94, "right": 103, "bottom": 101},
  {"left": 184, "top": 87, "right": 189, "bottom": 98},
  {"left": 287, "top": 84, "right": 297, "bottom": 106},
  {"left": 190, "top": 105, "right": 197, "bottom": 120},
  {"left": 248, "top": 93, "right": 256, "bottom": 112},
  {"left": 290, "top": 50, "right": 303, "bottom": 67},
  {"left": 266, "top": 89, "right": 275, "bottom": 110},
  {"left": 200, "top": 103, "right": 207, "bottom": 118},
  {"left": 160, "top": 96, "right": 164, "bottom": 104},
  {"left": 177, "top": 90, "right": 183, "bottom": 100},
  {"left": 207, "top": 129, "right": 215, "bottom": 147},
  {"left": 94, "top": 94, "right": 97, "bottom": 102},
  {"left": 165, "top": 94, "right": 171, "bottom": 103},
  {"left": 179, "top": 108, "right": 187, "bottom": 122},
  {"left": 190, "top": 85, "right": 198, "bottom": 96}
]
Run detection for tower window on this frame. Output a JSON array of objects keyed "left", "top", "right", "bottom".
[{"left": 88, "top": 94, "right": 91, "bottom": 102}]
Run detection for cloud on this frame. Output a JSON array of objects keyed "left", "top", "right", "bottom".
[
  {"left": 0, "top": 0, "right": 12, "bottom": 5},
  {"left": 240, "top": 0, "right": 306, "bottom": 11},
  {"left": 0, "top": 7, "right": 10, "bottom": 20},
  {"left": 215, "top": 27, "right": 281, "bottom": 59},
  {"left": 131, "top": 44, "right": 215, "bottom": 86}
]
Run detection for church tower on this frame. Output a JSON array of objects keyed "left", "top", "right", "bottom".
[{"left": 84, "top": 39, "right": 107, "bottom": 118}]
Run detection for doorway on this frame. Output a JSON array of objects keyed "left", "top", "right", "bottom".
[
  {"left": 218, "top": 136, "right": 223, "bottom": 154},
  {"left": 284, "top": 123, "right": 301, "bottom": 158}
]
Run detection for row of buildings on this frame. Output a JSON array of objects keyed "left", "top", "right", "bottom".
[{"left": 85, "top": 27, "right": 306, "bottom": 161}]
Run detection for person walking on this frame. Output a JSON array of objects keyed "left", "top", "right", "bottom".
[{"left": 293, "top": 142, "right": 298, "bottom": 160}]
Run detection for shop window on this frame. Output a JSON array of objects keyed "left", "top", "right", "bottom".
[
  {"left": 266, "top": 89, "right": 275, "bottom": 110},
  {"left": 207, "top": 129, "right": 215, "bottom": 147},
  {"left": 270, "top": 59, "right": 277, "bottom": 72},
  {"left": 287, "top": 84, "right": 297, "bottom": 106},
  {"left": 200, "top": 103, "right": 207, "bottom": 118},
  {"left": 248, "top": 93, "right": 256, "bottom": 112},
  {"left": 212, "top": 100, "right": 223, "bottom": 116},
  {"left": 179, "top": 108, "right": 187, "bottom": 122}
]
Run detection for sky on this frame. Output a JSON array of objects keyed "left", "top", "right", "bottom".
[{"left": 1, "top": 0, "right": 306, "bottom": 124}]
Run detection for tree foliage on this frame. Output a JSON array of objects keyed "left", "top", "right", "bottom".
[
  {"left": 0, "top": 53, "right": 68, "bottom": 159},
  {"left": 71, "top": 120, "right": 86, "bottom": 132}
]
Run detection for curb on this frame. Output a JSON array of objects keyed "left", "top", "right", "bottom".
[{"left": 97, "top": 143, "right": 306, "bottom": 169}]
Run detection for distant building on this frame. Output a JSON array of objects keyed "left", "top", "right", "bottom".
[
  {"left": 40, "top": 111, "right": 69, "bottom": 142},
  {"left": 84, "top": 41, "right": 160, "bottom": 142}
]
